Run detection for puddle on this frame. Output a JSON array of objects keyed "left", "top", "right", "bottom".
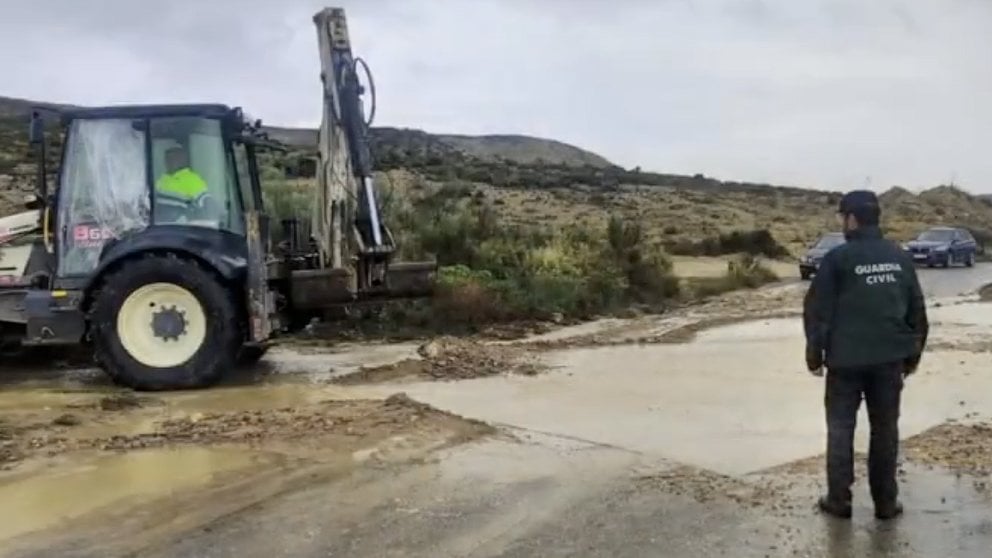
[
  {"left": 367, "top": 312, "right": 992, "bottom": 476},
  {"left": 0, "top": 388, "right": 99, "bottom": 413},
  {"left": 161, "top": 382, "right": 376, "bottom": 414},
  {"left": 0, "top": 446, "right": 279, "bottom": 543},
  {"left": 509, "top": 318, "right": 636, "bottom": 345},
  {"left": 262, "top": 344, "right": 420, "bottom": 381}
]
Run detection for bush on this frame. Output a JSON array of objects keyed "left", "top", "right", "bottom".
[
  {"left": 688, "top": 254, "right": 779, "bottom": 299},
  {"left": 395, "top": 195, "right": 681, "bottom": 322},
  {"left": 727, "top": 253, "right": 779, "bottom": 287},
  {"left": 432, "top": 265, "right": 508, "bottom": 326},
  {"left": 666, "top": 229, "right": 790, "bottom": 258}
]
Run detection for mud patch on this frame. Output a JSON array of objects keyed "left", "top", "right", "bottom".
[
  {"left": 56, "top": 393, "right": 161, "bottom": 413},
  {"left": 927, "top": 339, "right": 992, "bottom": 353},
  {"left": 523, "top": 311, "right": 801, "bottom": 350},
  {"left": 904, "top": 422, "right": 992, "bottom": 478},
  {"left": 636, "top": 465, "right": 811, "bottom": 517},
  {"left": 978, "top": 283, "right": 992, "bottom": 302},
  {"left": 281, "top": 317, "right": 556, "bottom": 348},
  {"left": 0, "top": 395, "right": 494, "bottom": 468},
  {"left": 51, "top": 413, "right": 82, "bottom": 427},
  {"left": 96, "top": 393, "right": 158, "bottom": 411},
  {"left": 762, "top": 451, "right": 874, "bottom": 479},
  {"left": 1, "top": 420, "right": 23, "bottom": 467},
  {"left": 331, "top": 338, "right": 543, "bottom": 384}
]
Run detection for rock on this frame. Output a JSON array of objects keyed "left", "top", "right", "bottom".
[
  {"left": 417, "top": 339, "right": 444, "bottom": 359},
  {"left": 99, "top": 394, "right": 145, "bottom": 411},
  {"left": 52, "top": 413, "right": 81, "bottom": 427}
]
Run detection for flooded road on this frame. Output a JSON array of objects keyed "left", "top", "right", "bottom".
[
  {"left": 2, "top": 266, "right": 992, "bottom": 557},
  {"left": 916, "top": 262, "right": 992, "bottom": 298}
]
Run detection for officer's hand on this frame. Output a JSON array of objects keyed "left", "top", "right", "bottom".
[
  {"left": 904, "top": 355, "right": 921, "bottom": 377},
  {"left": 805, "top": 345, "right": 824, "bottom": 374}
]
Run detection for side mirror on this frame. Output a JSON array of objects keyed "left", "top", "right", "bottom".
[
  {"left": 24, "top": 194, "right": 43, "bottom": 210},
  {"left": 29, "top": 111, "right": 44, "bottom": 145}
]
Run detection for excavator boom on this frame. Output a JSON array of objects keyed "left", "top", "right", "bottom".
[
  {"left": 300, "top": 8, "right": 433, "bottom": 302},
  {"left": 313, "top": 8, "right": 389, "bottom": 265}
]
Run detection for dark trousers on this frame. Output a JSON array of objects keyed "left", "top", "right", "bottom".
[{"left": 825, "top": 362, "right": 904, "bottom": 506}]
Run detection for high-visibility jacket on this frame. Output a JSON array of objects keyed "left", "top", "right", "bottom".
[{"left": 156, "top": 167, "right": 207, "bottom": 200}]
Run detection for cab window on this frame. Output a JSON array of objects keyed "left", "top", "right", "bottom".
[{"left": 149, "top": 117, "right": 244, "bottom": 235}]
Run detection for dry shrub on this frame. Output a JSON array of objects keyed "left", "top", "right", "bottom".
[{"left": 433, "top": 276, "right": 506, "bottom": 326}]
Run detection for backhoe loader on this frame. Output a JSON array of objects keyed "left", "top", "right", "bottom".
[{"left": 0, "top": 7, "right": 435, "bottom": 389}]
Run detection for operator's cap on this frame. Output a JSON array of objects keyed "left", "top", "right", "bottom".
[{"left": 838, "top": 190, "right": 880, "bottom": 214}]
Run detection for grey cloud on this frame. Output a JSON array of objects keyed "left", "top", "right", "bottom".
[{"left": 1, "top": 0, "right": 991, "bottom": 191}]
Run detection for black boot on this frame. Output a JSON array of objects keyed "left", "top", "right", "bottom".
[
  {"left": 818, "top": 496, "right": 852, "bottom": 519},
  {"left": 875, "top": 501, "right": 903, "bottom": 520}
]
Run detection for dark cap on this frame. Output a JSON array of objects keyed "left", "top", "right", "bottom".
[{"left": 838, "top": 190, "right": 880, "bottom": 214}]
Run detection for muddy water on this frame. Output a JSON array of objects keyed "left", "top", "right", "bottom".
[
  {"left": 358, "top": 314, "right": 992, "bottom": 476},
  {"left": 0, "top": 447, "right": 278, "bottom": 542},
  {"left": 0, "top": 342, "right": 453, "bottom": 553}
]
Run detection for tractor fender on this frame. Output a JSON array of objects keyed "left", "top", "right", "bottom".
[{"left": 84, "top": 226, "right": 249, "bottom": 299}]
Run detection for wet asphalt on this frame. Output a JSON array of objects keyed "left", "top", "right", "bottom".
[
  {"left": 889, "top": 262, "right": 989, "bottom": 299},
  {"left": 135, "top": 436, "right": 992, "bottom": 558}
]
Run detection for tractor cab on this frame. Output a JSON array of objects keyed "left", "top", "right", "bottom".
[
  {"left": 0, "top": 104, "right": 276, "bottom": 390},
  {"left": 43, "top": 105, "right": 260, "bottom": 283}
]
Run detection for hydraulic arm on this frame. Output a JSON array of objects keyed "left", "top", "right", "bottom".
[{"left": 313, "top": 9, "right": 394, "bottom": 282}]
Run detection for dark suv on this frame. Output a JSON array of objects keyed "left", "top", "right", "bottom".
[
  {"left": 799, "top": 232, "right": 845, "bottom": 280},
  {"left": 904, "top": 227, "right": 978, "bottom": 268}
]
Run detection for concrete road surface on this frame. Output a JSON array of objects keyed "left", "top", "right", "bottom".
[
  {"left": 3, "top": 263, "right": 992, "bottom": 558},
  {"left": 140, "top": 438, "right": 992, "bottom": 558}
]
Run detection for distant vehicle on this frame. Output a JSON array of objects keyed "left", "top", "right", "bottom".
[
  {"left": 799, "top": 232, "right": 845, "bottom": 280},
  {"left": 904, "top": 227, "right": 977, "bottom": 268}
]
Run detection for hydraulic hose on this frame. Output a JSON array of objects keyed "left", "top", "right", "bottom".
[{"left": 353, "top": 57, "right": 376, "bottom": 128}]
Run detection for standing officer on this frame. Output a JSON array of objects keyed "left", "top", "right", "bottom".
[{"left": 803, "top": 190, "right": 929, "bottom": 520}]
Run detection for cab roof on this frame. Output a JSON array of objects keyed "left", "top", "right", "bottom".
[{"left": 57, "top": 104, "right": 237, "bottom": 121}]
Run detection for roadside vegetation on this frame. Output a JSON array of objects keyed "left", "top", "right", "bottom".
[{"left": 265, "top": 171, "right": 780, "bottom": 334}]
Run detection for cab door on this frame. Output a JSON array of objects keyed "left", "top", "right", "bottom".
[{"left": 233, "top": 141, "right": 274, "bottom": 341}]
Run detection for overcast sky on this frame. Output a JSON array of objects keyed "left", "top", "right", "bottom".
[{"left": 2, "top": 0, "right": 991, "bottom": 192}]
